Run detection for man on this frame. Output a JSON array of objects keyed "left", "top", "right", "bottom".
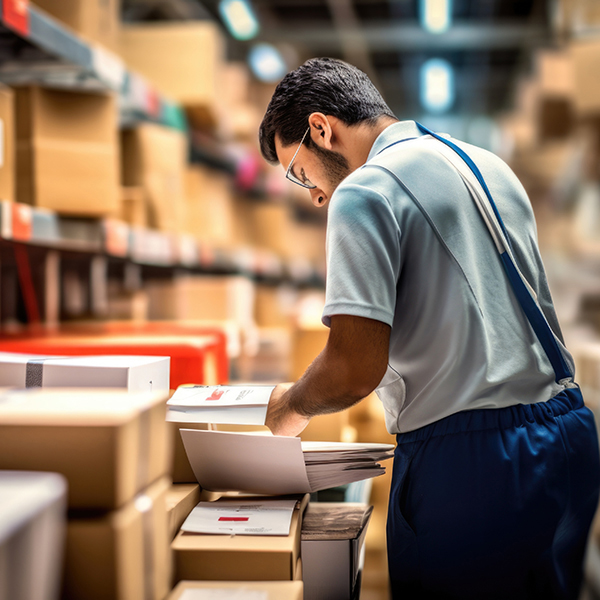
[{"left": 259, "top": 57, "right": 600, "bottom": 599}]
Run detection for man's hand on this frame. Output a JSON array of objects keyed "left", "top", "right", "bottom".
[{"left": 266, "top": 382, "right": 311, "bottom": 437}]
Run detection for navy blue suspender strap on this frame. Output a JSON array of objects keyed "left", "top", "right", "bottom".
[{"left": 414, "top": 122, "right": 573, "bottom": 384}]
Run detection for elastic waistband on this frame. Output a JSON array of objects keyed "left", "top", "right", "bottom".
[{"left": 396, "top": 386, "right": 584, "bottom": 445}]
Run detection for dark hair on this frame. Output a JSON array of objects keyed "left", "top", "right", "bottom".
[{"left": 259, "top": 57, "right": 395, "bottom": 164}]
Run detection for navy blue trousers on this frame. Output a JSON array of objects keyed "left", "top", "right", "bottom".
[{"left": 387, "top": 387, "right": 600, "bottom": 599}]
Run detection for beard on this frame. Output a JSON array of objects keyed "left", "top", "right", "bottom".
[{"left": 310, "top": 145, "right": 351, "bottom": 191}]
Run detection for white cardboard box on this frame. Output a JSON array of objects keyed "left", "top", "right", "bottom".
[
  {"left": 0, "top": 471, "right": 67, "bottom": 600},
  {"left": 0, "top": 353, "right": 169, "bottom": 392}
]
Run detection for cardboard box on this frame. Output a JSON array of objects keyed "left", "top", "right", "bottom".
[
  {"left": 119, "top": 22, "right": 225, "bottom": 127},
  {"left": 0, "top": 471, "right": 67, "bottom": 600},
  {"left": 173, "top": 495, "right": 308, "bottom": 582},
  {"left": 166, "top": 580, "right": 304, "bottom": 600},
  {"left": 146, "top": 275, "right": 256, "bottom": 328},
  {"left": 301, "top": 503, "right": 373, "bottom": 600},
  {"left": 167, "top": 484, "right": 201, "bottom": 540},
  {"left": 0, "top": 388, "right": 169, "bottom": 509},
  {"left": 15, "top": 86, "right": 119, "bottom": 216},
  {"left": 183, "top": 165, "right": 236, "bottom": 245},
  {"left": 121, "top": 124, "right": 187, "bottom": 232},
  {"left": 571, "top": 39, "right": 600, "bottom": 116},
  {"left": 0, "top": 85, "right": 14, "bottom": 202},
  {"left": 255, "top": 285, "right": 295, "bottom": 329},
  {"left": 33, "top": 0, "right": 120, "bottom": 51},
  {"left": 63, "top": 477, "right": 171, "bottom": 600},
  {"left": 0, "top": 353, "right": 169, "bottom": 392},
  {"left": 118, "top": 186, "right": 148, "bottom": 228},
  {"left": 170, "top": 421, "right": 210, "bottom": 483}
]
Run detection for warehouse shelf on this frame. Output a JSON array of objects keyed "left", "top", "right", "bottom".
[
  {"left": 0, "top": 201, "right": 324, "bottom": 286},
  {"left": 0, "top": 0, "right": 186, "bottom": 130}
]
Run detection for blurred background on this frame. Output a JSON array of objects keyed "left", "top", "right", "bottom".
[{"left": 1, "top": 1, "right": 600, "bottom": 598}]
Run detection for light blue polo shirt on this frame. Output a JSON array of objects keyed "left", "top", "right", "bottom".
[{"left": 322, "top": 120, "right": 573, "bottom": 434}]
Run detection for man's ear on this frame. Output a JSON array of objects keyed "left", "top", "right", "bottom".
[{"left": 308, "top": 112, "right": 333, "bottom": 150}]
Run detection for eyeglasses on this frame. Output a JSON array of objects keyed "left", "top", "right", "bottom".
[{"left": 285, "top": 127, "right": 317, "bottom": 189}]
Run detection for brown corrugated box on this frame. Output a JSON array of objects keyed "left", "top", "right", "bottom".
[
  {"left": 170, "top": 421, "right": 209, "bottom": 484},
  {"left": 32, "top": 0, "right": 120, "bottom": 51},
  {"left": 118, "top": 186, "right": 148, "bottom": 228},
  {"left": 183, "top": 165, "right": 236, "bottom": 245},
  {"left": 571, "top": 39, "right": 600, "bottom": 116},
  {"left": 167, "top": 484, "right": 201, "bottom": 539},
  {"left": 119, "top": 22, "right": 225, "bottom": 128},
  {"left": 64, "top": 476, "right": 172, "bottom": 600},
  {"left": 172, "top": 495, "right": 309, "bottom": 583},
  {"left": 0, "top": 388, "right": 169, "bottom": 509},
  {"left": 121, "top": 124, "right": 187, "bottom": 232},
  {"left": 15, "top": 86, "right": 119, "bottom": 216},
  {"left": 0, "top": 84, "right": 14, "bottom": 202},
  {"left": 166, "top": 580, "right": 304, "bottom": 600}
]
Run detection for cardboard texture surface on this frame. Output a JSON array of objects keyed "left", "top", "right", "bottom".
[
  {"left": 119, "top": 22, "right": 225, "bottom": 113},
  {"left": 170, "top": 421, "right": 210, "bottom": 483},
  {"left": 32, "top": 0, "right": 120, "bottom": 50},
  {"left": 166, "top": 581, "right": 304, "bottom": 600},
  {"left": 0, "top": 388, "right": 169, "bottom": 509},
  {"left": 571, "top": 40, "right": 600, "bottom": 116},
  {"left": 0, "top": 85, "right": 14, "bottom": 202},
  {"left": 183, "top": 165, "right": 236, "bottom": 244},
  {"left": 63, "top": 477, "right": 171, "bottom": 600},
  {"left": 167, "top": 484, "right": 201, "bottom": 539},
  {"left": 121, "top": 124, "right": 187, "bottom": 232},
  {"left": 15, "top": 86, "right": 119, "bottom": 215},
  {"left": 118, "top": 186, "right": 148, "bottom": 227},
  {"left": 172, "top": 495, "right": 308, "bottom": 583}
]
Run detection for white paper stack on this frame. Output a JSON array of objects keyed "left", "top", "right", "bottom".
[
  {"left": 167, "top": 385, "right": 274, "bottom": 425},
  {"left": 180, "top": 429, "right": 394, "bottom": 495}
]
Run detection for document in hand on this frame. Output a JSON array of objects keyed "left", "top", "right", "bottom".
[
  {"left": 166, "top": 385, "right": 275, "bottom": 425},
  {"left": 180, "top": 429, "right": 394, "bottom": 495}
]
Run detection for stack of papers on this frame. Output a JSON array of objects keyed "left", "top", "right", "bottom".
[
  {"left": 167, "top": 385, "right": 274, "bottom": 425},
  {"left": 180, "top": 429, "right": 394, "bottom": 495}
]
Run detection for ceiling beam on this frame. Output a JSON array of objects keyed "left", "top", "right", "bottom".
[{"left": 260, "top": 22, "right": 549, "bottom": 52}]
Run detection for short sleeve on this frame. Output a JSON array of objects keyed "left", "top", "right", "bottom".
[{"left": 322, "top": 181, "right": 401, "bottom": 327}]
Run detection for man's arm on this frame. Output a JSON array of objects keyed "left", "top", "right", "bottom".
[{"left": 266, "top": 314, "right": 391, "bottom": 436}]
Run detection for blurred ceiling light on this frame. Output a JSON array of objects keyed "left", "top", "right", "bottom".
[
  {"left": 421, "top": 0, "right": 452, "bottom": 34},
  {"left": 420, "top": 58, "right": 454, "bottom": 113},
  {"left": 248, "top": 44, "right": 287, "bottom": 82},
  {"left": 219, "top": 0, "right": 259, "bottom": 40}
]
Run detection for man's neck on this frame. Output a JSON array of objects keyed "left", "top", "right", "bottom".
[{"left": 345, "top": 116, "right": 399, "bottom": 171}]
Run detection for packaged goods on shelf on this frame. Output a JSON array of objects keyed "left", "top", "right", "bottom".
[
  {"left": 63, "top": 477, "right": 171, "bottom": 600},
  {"left": 172, "top": 494, "right": 308, "bottom": 583},
  {"left": 0, "top": 84, "right": 14, "bottom": 203},
  {"left": 167, "top": 484, "right": 201, "bottom": 540},
  {"left": 32, "top": 0, "right": 120, "bottom": 51},
  {"left": 121, "top": 123, "right": 187, "bottom": 232},
  {"left": 183, "top": 165, "right": 237, "bottom": 245},
  {"left": 146, "top": 275, "right": 256, "bottom": 329},
  {"left": 166, "top": 581, "right": 304, "bottom": 600},
  {"left": 0, "top": 388, "right": 169, "bottom": 509},
  {"left": 248, "top": 202, "right": 295, "bottom": 258},
  {"left": 571, "top": 39, "right": 600, "bottom": 117},
  {"left": 14, "top": 87, "right": 119, "bottom": 216},
  {"left": 301, "top": 503, "right": 372, "bottom": 600},
  {"left": 117, "top": 186, "right": 148, "bottom": 228},
  {"left": 234, "top": 327, "right": 292, "bottom": 383},
  {"left": 0, "top": 352, "right": 169, "bottom": 392},
  {"left": 119, "top": 22, "right": 225, "bottom": 129},
  {"left": 255, "top": 285, "right": 296, "bottom": 329},
  {"left": 0, "top": 471, "right": 67, "bottom": 600}
]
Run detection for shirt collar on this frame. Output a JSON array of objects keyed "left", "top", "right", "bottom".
[{"left": 367, "top": 120, "right": 424, "bottom": 162}]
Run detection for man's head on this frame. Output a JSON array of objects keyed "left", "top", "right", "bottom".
[{"left": 259, "top": 58, "right": 396, "bottom": 207}]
